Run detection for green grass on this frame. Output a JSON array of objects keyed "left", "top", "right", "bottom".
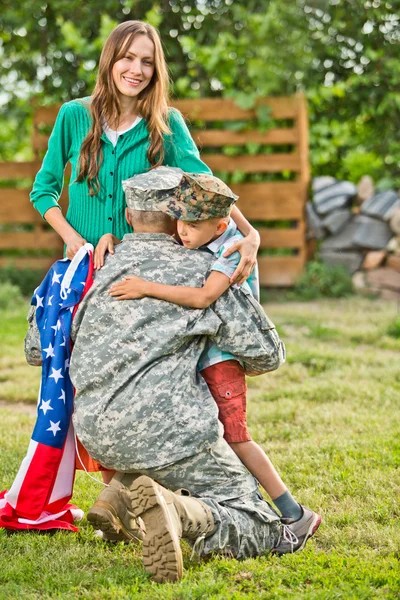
[{"left": 1, "top": 297, "right": 400, "bottom": 599}]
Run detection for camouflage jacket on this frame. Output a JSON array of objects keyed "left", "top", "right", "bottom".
[{"left": 51, "top": 234, "right": 284, "bottom": 472}]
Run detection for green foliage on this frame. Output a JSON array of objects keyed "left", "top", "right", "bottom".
[
  {"left": 0, "top": 266, "right": 43, "bottom": 297},
  {"left": 289, "top": 261, "right": 354, "bottom": 301},
  {"left": 0, "top": 282, "right": 24, "bottom": 310},
  {"left": 387, "top": 315, "right": 400, "bottom": 339}
]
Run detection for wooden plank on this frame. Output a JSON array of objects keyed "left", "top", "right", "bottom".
[
  {"left": 192, "top": 128, "right": 298, "bottom": 147},
  {"left": 205, "top": 153, "right": 301, "bottom": 173},
  {"left": 296, "top": 93, "right": 310, "bottom": 185},
  {"left": 0, "top": 255, "right": 61, "bottom": 270},
  {"left": 0, "top": 161, "right": 43, "bottom": 179},
  {"left": 233, "top": 182, "right": 307, "bottom": 220},
  {"left": 0, "top": 189, "right": 69, "bottom": 223},
  {"left": 257, "top": 224, "right": 305, "bottom": 249},
  {"left": 0, "top": 231, "right": 63, "bottom": 251},
  {"left": 258, "top": 256, "right": 305, "bottom": 286},
  {"left": 33, "top": 105, "right": 61, "bottom": 125},
  {"left": 173, "top": 97, "right": 299, "bottom": 121},
  {"left": 32, "top": 132, "right": 50, "bottom": 153}
]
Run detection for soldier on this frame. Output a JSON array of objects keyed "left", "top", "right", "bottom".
[{"left": 65, "top": 169, "right": 316, "bottom": 582}]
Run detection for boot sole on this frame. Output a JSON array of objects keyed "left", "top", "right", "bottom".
[
  {"left": 87, "top": 500, "right": 142, "bottom": 543},
  {"left": 130, "top": 476, "right": 183, "bottom": 583}
]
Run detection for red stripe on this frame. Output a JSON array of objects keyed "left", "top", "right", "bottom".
[{"left": 15, "top": 444, "right": 63, "bottom": 520}]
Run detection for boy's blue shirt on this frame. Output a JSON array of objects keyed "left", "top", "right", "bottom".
[{"left": 197, "top": 219, "right": 260, "bottom": 372}]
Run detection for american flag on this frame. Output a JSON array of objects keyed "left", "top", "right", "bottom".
[{"left": 0, "top": 244, "right": 94, "bottom": 531}]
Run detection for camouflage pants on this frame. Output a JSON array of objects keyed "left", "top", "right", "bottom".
[{"left": 133, "top": 435, "right": 281, "bottom": 559}]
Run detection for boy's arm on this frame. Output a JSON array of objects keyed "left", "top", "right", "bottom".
[{"left": 108, "top": 270, "right": 230, "bottom": 309}]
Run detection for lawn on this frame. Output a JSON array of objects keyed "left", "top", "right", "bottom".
[{"left": 0, "top": 296, "right": 399, "bottom": 599}]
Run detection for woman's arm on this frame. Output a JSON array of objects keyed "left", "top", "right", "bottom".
[
  {"left": 164, "top": 108, "right": 212, "bottom": 174},
  {"left": 109, "top": 270, "right": 230, "bottom": 309},
  {"left": 45, "top": 208, "right": 86, "bottom": 259},
  {"left": 226, "top": 205, "right": 260, "bottom": 286}
]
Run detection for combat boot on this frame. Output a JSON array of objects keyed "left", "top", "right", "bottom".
[
  {"left": 123, "top": 475, "right": 215, "bottom": 583},
  {"left": 87, "top": 477, "right": 144, "bottom": 543}
]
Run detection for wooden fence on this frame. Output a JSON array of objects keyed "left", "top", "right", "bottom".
[{"left": 0, "top": 94, "right": 309, "bottom": 286}]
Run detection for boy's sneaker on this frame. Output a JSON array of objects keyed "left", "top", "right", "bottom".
[{"left": 273, "top": 505, "right": 322, "bottom": 555}]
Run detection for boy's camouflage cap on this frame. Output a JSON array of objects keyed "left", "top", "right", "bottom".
[
  {"left": 157, "top": 172, "right": 239, "bottom": 221},
  {"left": 122, "top": 166, "right": 184, "bottom": 211}
]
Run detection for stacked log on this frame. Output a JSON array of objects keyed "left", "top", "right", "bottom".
[{"left": 307, "top": 177, "right": 400, "bottom": 300}]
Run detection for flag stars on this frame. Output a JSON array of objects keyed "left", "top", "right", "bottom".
[
  {"left": 52, "top": 272, "right": 62, "bottom": 285},
  {"left": 49, "top": 367, "right": 64, "bottom": 384},
  {"left": 43, "top": 342, "right": 55, "bottom": 359},
  {"left": 47, "top": 420, "right": 61, "bottom": 436},
  {"left": 51, "top": 320, "right": 61, "bottom": 336},
  {"left": 60, "top": 337, "right": 66, "bottom": 347},
  {"left": 35, "top": 294, "right": 44, "bottom": 308},
  {"left": 58, "top": 389, "right": 66, "bottom": 404},
  {"left": 47, "top": 295, "right": 54, "bottom": 306},
  {"left": 64, "top": 358, "right": 70, "bottom": 370},
  {"left": 40, "top": 399, "right": 53, "bottom": 415}
]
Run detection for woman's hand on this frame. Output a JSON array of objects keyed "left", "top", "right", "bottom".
[
  {"left": 94, "top": 234, "right": 121, "bottom": 269},
  {"left": 223, "top": 228, "right": 260, "bottom": 285},
  {"left": 109, "top": 275, "right": 148, "bottom": 301},
  {"left": 65, "top": 232, "right": 87, "bottom": 260}
]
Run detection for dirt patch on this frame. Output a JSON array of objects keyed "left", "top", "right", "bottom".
[{"left": 0, "top": 400, "right": 36, "bottom": 416}]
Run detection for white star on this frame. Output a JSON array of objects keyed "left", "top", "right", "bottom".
[
  {"left": 51, "top": 320, "right": 61, "bottom": 335},
  {"left": 58, "top": 389, "right": 66, "bottom": 403},
  {"left": 47, "top": 420, "right": 61, "bottom": 436},
  {"left": 69, "top": 307, "right": 74, "bottom": 313},
  {"left": 60, "top": 337, "right": 66, "bottom": 347},
  {"left": 47, "top": 295, "right": 54, "bottom": 306},
  {"left": 52, "top": 272, "right": 62, "bottom": 285},
  {"left": 80, "top": 282, "right": 86, "bottom": 286},
  {"left": 43, "top": 342, "right": 55, "bottom": 359},
  {"left": 49, "top": 367, "right": 63, "bottom": 384},
  {"left": 64, "top": 358, "right": 70, "bottom": 370},
  {"left": 35, "top": 294, "right": 44, "bottom": 308},
  {"left": 40, "top": 399, "right": 53, "bottom": 415}
]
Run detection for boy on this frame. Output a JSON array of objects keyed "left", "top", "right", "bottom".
[{"left": 107, "top": 168, "right": 321, "bottom": 536}]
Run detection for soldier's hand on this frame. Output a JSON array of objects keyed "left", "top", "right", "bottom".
[
  {"left": 108, "top": 276, "right": 148, "bottom": 300},
  {"left": 94, "top": 234, "right": 121, "bottom": 270}
]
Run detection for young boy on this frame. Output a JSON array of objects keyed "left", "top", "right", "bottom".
[{"left": 106, "top": 168, "right": 321, "bottom": 536}]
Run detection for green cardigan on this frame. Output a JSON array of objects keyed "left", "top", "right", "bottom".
[{"left": 30, "top": 98, "right": 211, "bottom": 246}]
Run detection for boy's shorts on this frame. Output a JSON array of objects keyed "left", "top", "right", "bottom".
[{"left": 201, "top": 359, "right": 251, "bottom": 443}]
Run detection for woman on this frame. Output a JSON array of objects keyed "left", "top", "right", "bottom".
[
  {"left": 30, "top": 20, "right": 260, "bottom": 483},
  {"left": 30, "top": 20, "right": 259, "bottom": 280}
]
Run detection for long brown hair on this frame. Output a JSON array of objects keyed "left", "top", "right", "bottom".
[{"left": 77, "top": 21, "right": 171, "bottom": 196}]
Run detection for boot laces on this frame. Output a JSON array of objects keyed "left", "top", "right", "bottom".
[{"left": 280, "top": 523, "right": 299, "bottom": 552}]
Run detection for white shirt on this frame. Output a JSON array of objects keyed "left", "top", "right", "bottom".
[{"left": 103, "top": 116, "right": 143, "bottom": 146}]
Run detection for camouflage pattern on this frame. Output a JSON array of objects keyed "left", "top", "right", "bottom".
[
  {"left": 130, "top": 435, "right": 281, "bottom": 558},
  {"left": 24, "top": 305, "right": 42, "bottom": 367},
  {"left": 69, "top": 232, "right": 285, "bottom": 472},
  {"left": 122, "top": 166, "right": 184, "bottom": 211},
  {"left": 157, "top": 171, "right": 239, "bottom": 221}
]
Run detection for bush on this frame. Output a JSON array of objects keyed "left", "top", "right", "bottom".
[
  {"left": 289, "top": 261, "right": 354, "bottom": 301},
  {"left": 387, "top": 316, "right": 400, "bottom": 339},
  {"left": 0, "top": 282, "right": 25, "bottom": 311},
  {"left": 0, "top": 266, "right": 44, "bottom": 297}
]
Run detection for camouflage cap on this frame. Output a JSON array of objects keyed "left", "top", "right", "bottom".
[
  {"left": 122, "top": 166, "right": 184, "bottom": 211},
  {"left": 157, "top": 172, "right": 239, "bottom": 221}
]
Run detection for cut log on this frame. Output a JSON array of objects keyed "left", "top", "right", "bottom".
[
  {"left": 319, "top": 250, "right": 364, "bottom": 274},
  {"left": 387, "top": 237, "right": 400, "bottom": 254},
  {"left": 353, "top": 215, "right": 393, "bottom": 250},
  {"left": 389, "top": 208, "right": 400, "bottom": 235},
  {"left": 320, "top": 218, "right": 359, "bottom": 251},
  {"left": 312, "top": 176, "right": 336, "bottom": 193},
  {"left": 366, "top": 268, "right": 400, "bottom": 292},
  {"left": 356, "top": 175, "right": 374, "bottom": 205},
  {"left": 306, "top": 202, "right": 325, "bottom": 239},
  {"left": 322, "top": 208, "right": 352, "bottom": 235},
  {"left": 380, "top": 289, "right": 400, "bottom": 301},
  {"left": 361, "top": 190, "right": 400, "bottom": 221},
  {"left": 362, "top": 250, "right": 387, "bottom": 270},
  {"left": 352, "top": 271, "right": 367, "bottom": 290},
  {"left": 386, "top": 255, "right": 400, "bottom": 272},
  {"left": 313, "top": 181, "right": 356, "bottom": 216}
]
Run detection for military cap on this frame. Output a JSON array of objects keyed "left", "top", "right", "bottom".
[
  {"left": 122, "top": 166, "right": 184, "bottom": 211},
  {"left": 157, "top": 172, "right": 239, "bottom": 221}
]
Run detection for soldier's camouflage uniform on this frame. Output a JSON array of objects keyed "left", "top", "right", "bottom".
[{"left": 68, "top": 230, "right": 284, "bottom": 558}]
